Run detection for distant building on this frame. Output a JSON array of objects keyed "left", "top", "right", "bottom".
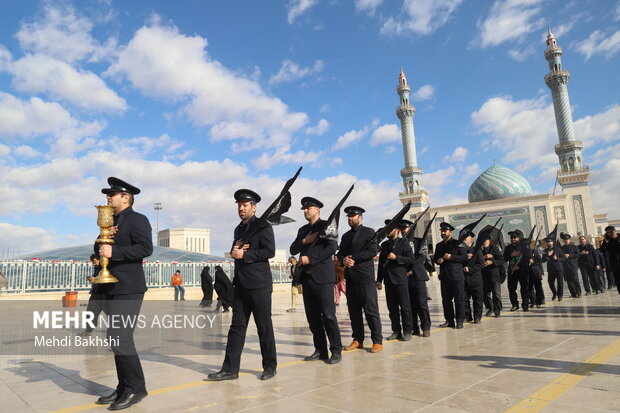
[
  {"left": 158, "top": 228, "right": 211, "bottom": 254},
  {"left": 396, "top": 30, "right": 617, "bottom": 246},
  {"left": 270, "top": 249, "right": 288, "bottom": 264}
]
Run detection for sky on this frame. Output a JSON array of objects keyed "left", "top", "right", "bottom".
[{"left": 0, "top": 0, "right": 619, "bottom": 258}]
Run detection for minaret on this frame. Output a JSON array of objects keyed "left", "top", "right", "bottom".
[
  {"left": 396, "top": 68, "right": 429, "bottom": 212},
  {"left": 544, "top": 28, "right": 594, "bottom": 236}
]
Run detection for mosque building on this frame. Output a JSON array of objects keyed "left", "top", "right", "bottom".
[{"left": 397, "top": 29, "right": 615, "bottom": 246}]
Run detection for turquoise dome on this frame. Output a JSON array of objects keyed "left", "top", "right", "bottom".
[{"left": 468, "top": 164, "right": 533, "bottom": 203}]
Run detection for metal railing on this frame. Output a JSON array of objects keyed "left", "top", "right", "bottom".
[{"left": 0, "top": 261, "right": 293, "bottom": 293}]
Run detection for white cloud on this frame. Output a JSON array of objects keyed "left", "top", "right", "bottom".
[
  {"left": 286, "top": 0, "right": 319, "bottom": 24},
  {"left": 333, "top": 126, "right": 369, "bottom": 151},
  {"left": 306, "top": 119, "right": 330, "bottom": 135},
  {"left": 107, "top": 22, "right": 309, "bottom": 155},
  {"left": 574, "top": 30, "right": 620, "bottom": 60},
  {"left": 381, "top": 0, "right": 463, "bottom": 36},
  {"left": 252, "top": 148, "right": 323, "bottom": 170},
  {"left": 0, "top": 92, "right": 75, "bottom": 138},
  {"left": 590, "top": 159, "right": 620, "bottom": 219},
  {"left": 319, "top": 104, "right": 329, "bottom": 112},
  {"left": 0, "top": 223, "right": 57, "bottom": 253},
  {"left": 471, "top": 0, "right": 545, "bottom": 48},
  {"left": 13, "top": 145, "right": 42, "bottom": 158},
  {"left": 0, "top": 46, "right": 11, "bottom": 71},
  {"left": 16, "top": 4, "right": 116, "bottom": 63},
  {"left": 442, "top": 146, "right": 468, "bottom": 164},
  {"left": 471, "top": 96, "right": 620, "bottom": 173},
  {"left": 370, "top": 123, "right": 400, "bottom": 146},
  {"left": 355, "top": 0, "right": 384, "bottom": 16},
  {"left": 384, "top": 145, "right": 396, "bottom": 155},
  {"left": 10, "top": 54, "right": 127, "bottom": 111},
  {"left": 413, "top": 84, "right": 435, "bottom": 101},
  {"left": 508, "top": 45, "right": 535, "bottom": 61},
  {"left": 269, "top": 59, "right": 324, "bottom": 85}
]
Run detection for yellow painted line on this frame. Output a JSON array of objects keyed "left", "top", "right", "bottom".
[
  {"left": 204, "top": 402, "right": 218, "bottom": 408},
  {"left": 49, "top": 294, "right": 567, "bottom": 413},
  {"left": 186, "top": 406, "right": 199, "bottom": 411},
  {"left": 505, "top": 338, "right": 620, "bottom": 413},
  {"left": 389, "top": 351, "right": 413, "bottom": 359},
  {"left": 235, "top": 395, "right": 260, "bottom": 399}
]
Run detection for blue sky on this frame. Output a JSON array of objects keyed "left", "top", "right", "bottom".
[{"left": 0, "top": 0, "right": 619, "bottom": 257}]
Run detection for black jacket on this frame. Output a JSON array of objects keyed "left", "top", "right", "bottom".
[
  {"left": 529, "top": 249, "right": 544, "bottom": 278},
  {"left": 577, "top": 243, "right": 598, "bottom": 268},
  {"left": 337, "top": 225, "right": 378, "bottom": 284},
  {"left": 94, "top": 206, "right": 153, "bottom": 295},
  {"left": 377, "top": 237, "right": 413, "bottom": 286},
  {"left": 481, "top": 244, "right": 504, "bottom": 283},
  {"left": 504, "top": 242, "right": 531, "bottom": 276},
  {"left": 232, "top": 215, "right": 275, "bottom": 289},
  {"left": 214, "top": 267, "right": 233, "bottom": 305},
  {"left": 290, "top": 219, "right": 339, "bottom": 284},
  {"left": 560, "top": 243, "right": 580, "bottom": 271},
  {"left": 601, "top": 235, "right": 620, "bottom": 272},
  {"left": 433, "top": 238, "right": 468, "bottom": 281},
  {"left": 406, "top": 242, "right": 430, "bottom": 281},
  {"left": 542, "top": 245, "right": 565, "bottom": 273},
  {"left": 464, "top": 246, "right": 484, "bottom": 282}
]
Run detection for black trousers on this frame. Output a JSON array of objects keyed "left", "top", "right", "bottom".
[
  {"left": 564, "top": 267, "right": 581, "bottom": 297},
  {"left": 605, "top": 269, "right": 615, "bottom": 288},
  {"left": 408, "top": 278, "right": 431, "bottom": 332},
  {"left": 440, "top": 279, "right": 465, "bottom": 325},
  {"left": 222, "top": 285, "right": 277, "bottom": 374},
  {"left": 345, "top": 282, "right": 383, "bottom": 345},
  {"left": 384, "top": 282, "right": 413, "bottom": 335},
  {"left": 482, "top": 274, "right": 502, "bottom": 315},
  {"left": 464, "top": 275, "right": 483, "bottom": 321},
  {"left": 529, "top": 276, "right": 545, "bottom": 306},
  {"left": 579, "top": 265, "right": 598, "bottom": 293},
  {"left": 85, "top": 293, "right": 107, "bottom": 332},
  {"left": 507, "top": 271, "right": 529, "bottom": 310},
  {"left": 106, "top": 293, "right": 146, "bottom": 396},
  {"left": 302, "top": 278, "right": 342, "bottom": 356},
  {"left": 547, "top": 270, "right": 564, "bottom": 299}
]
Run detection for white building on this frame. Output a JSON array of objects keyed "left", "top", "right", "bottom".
[{"left": 157, "top": 228, "right": 211, "bottom": 254}]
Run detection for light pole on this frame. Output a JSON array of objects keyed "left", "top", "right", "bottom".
[{"left": 154, "top": 202, "right": 162, "bottom": 245}]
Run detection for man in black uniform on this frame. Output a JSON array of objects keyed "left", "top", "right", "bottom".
[
  {"left": 529, "top": 242, "right": 545, "bottom": 307},
  {"left": 601, "top": 225, "right": 620, "bottom": 295},
  {"left": 578, "top": 236, "right": 603, "bottom": 295},
  {"left": 479, "top": 228, "right": 504, "bottom": 317},
  {"left": 377, "top": 220, "right": 414, "bottom": 341},
  {"left": 94, "top": 177, "right": 152, "bottom": 410},
  {"left": 560, "top": 233, "right": 582, "bottom": 298},
  {"left": 290, "top": 197, "right": 342, "bottom": 364},
  {"left": 433, "top": 222, "right": 468, "bottom": 329},
  {"left": 208, "top": 189, "right": 277, "bottom": 381},
  {"left": 337, "top": 206, "right": 383, "bottom": 353},
  {"left": 504, "top": 229, "right": 531, "bottom": 312},
  {"left": 461, "top": 229, "right": 484, "bottom": 324},
  {"left": 78, "top": 254, "right": 107, "bottom": 336},
  {"left": 543, "top": 237, "right": 564, "bottom": 301},
  {"left": 400, "top": 220, "right": 432, "bottom": 337}
]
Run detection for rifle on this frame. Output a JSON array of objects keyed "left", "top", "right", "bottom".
[
  {"left": 383, "top": 206, "right": 430, "bottom": 267},
  {"left": 363, "top": 202, "right": 412, "bottom": 250},
  {"left": 465, "top": 217, "right": 502, "bottom": 268},
  {"left": 510, "top": 225, "right": 536, "bottom": 274},
  {"left": 234, "top": 166, "right": 302, "bottom": 247}
]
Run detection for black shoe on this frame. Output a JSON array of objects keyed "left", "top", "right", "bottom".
[
  {"left": 386, "top": 332, "right": 401, "bottom": 340},
  {"left": 412, "top": 330, "right": 421, "bottom": 336},
  {"left": 552, "top": 294, "right": 557, "bottom": 301},
  {"left": 466, "top": 316, "right": 473, "bottom": 322},
  {"left": 438, "top": 321, "right": 455, "bottom": 328},
  {"left": 108, "top": 392, "right": 147, "bottom": 410},
  {"left": 523, "top": 307, "right": 529, "bottom": 312},
  {"left": 427, "top": 296, "right": 432, "bottom": 300},
  {"left": 473, "top": 319, "right": 481, "bottom": 324},
  {"left": 327, "top": 353, "right": 342, "bottom": 365},
  {"left": 456, "top": 322, "right": 464, "bottom": 329},
  {"left": 494, "top": 313, "right": 500, "bottom": 318},
  {"left": 422, "top": 330, "right": 430, "bottom": 337},
  {"left": 510, "top": 306, "right": 519, "bottom": 312},
  {"left": 95, "top": 391, "right": 118, "bottom": 405},
  {"left": 485, "top": 310, "right": 493, "bottom": 317},
  {"left": 207, "top": 370, "right": 238, "bottom": 381},
  {"left": 304, "top": 351, "right": 328, "bottom": 361},
  {"left": 585, "top": 292, "right": 590, "bottom": 296},
  {"left": 558, "top": 297, "right": 562, "bottom": 301},
  {"left": 260, "top": 370, "right": 276, "bottom": 380},
  {"left": 401, "top": 333, "right": 413, "bottom": 341}
]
